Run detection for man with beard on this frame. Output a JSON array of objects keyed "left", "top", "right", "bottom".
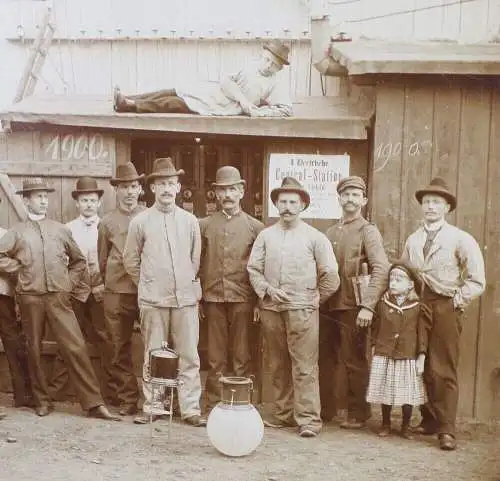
[
  {"left": 199, "top": 166, "right": 264, "bottom": 410},
  {"left": 322, "top": 176, "right": 389, "bottom": 429},
  {"left": 123, "top": 157, "right": 205, "bottom": 427},
  {"left": 113, "top": 40, "right": 292, "bottom": 118},
  {"left": 0, "top": 178, "right": 118, "bottom": 420},
  {"left": 402, "top": 177, "right": 485, "bottom": 450},
  {"left": 49, "top": 177, "right": 114, "bottom": 406},
  {"left": 98, "top": 163, "right": 146, "bottom": 416},
  {"left": 247, "top": 177, "right": 339, "bottom": 437}
]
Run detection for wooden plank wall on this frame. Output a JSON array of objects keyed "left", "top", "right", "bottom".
[
  {"left": 0, "top": 129, "right": 118, "bottom": 227},
  {"left": 371, "top": 81, "right": 498, "bottom": 421}
]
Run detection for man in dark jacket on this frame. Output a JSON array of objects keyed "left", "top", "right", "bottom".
[
  {"left": 199, "top": 166, "right": 264, "bottom": 410},
  {"left": 98, "top": 163, "right": 146, "bottom": 416},
  {"left": 0, "top": 178, "right": 118, "bottom": 420},
  {"left": 322, "top": 176, "right": 390, "bottom": 429}
]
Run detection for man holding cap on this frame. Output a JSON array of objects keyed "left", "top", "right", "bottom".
[
  {"left": 123, "top": 157, "right": 205, "bottom": 427},
  {"left": 323, "top": 175, "right": 389, "bottom": 429},
  {"left": 113, "top": 40, "right": 292, "bottom": 118},
  {"left": 402, "top": 177, "right": 485, "bottom": 450},
  {"left": 199, "top": 166, "right": 264, "bottom": 410},
  {"left": 248, "top": 177, "right": 339, "bottom": 437}
]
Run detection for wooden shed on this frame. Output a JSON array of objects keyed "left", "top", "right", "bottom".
[
  {"left": 330, "top": 40, "right": 500, "bottom": 421},
  {"left": 0, "top": 92, "right": 373, "bottom": 402}
]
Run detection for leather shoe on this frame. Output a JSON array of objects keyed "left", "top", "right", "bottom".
[
  {"left": 184, "top": 415, "right": 207, "bottom": 427},
  {"left": 401, "top": 426, "right": 414, "bottom": 440},
  {"left": 35, "top": 405, "right": 52, "bottom": 417},
  {"left": 88, "top": 405, "right": 122, "bottom": 422},
  {"left": 119, "top": 404, "right": 138, "bottom": 416},
  {"left": 439, "top": 433, "right": 457, "bottom": 451},
  {"left": 133, "top": 414, "right": 160, "bottom": 424},
  {"left": 378, "top": 425, "right": 391, "bottom": 437}
]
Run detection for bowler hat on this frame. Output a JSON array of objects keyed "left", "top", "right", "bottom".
[
  {"left": 415, "top": 177, "right": 456, "bottom": 212},
  {"left": 146, "top": 157, "right": 185, "bottom": 185},
  {"left": 263, "top": 39, "right": 290, "bottom": 66},
  {"left": 212, "top": 166, "right": 246, "bottom": 187},
  {"left": 270, "top": 177, "right": 310, "bottom": 209},
  {"left": 110, "top": 162, "right": 145, "bottom": 186},
  {"left": 16, "top": 177, "right": 55, "bottom": 195},
  {"left": 71, "top": 176, "right": 104, "bottom": 200},
  {"left": 337, "top": 176, "right": 367, "bottom": 195}
]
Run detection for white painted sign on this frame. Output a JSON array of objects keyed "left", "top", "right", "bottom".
[{"left": 267, "top": 153, "right": 350, "bottom": 219}]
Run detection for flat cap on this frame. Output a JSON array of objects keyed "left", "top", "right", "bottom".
[{"left": 336, "top": 175, "right": 367, "bottom": 195}]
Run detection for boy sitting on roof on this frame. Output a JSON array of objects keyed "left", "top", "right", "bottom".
[{"left": 113, "top": 40, "right": 292, "bottom": 118}]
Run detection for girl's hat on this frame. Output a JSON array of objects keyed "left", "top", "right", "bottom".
[{"left": 389, "top": 260, "right": 422, "bottom": 292}]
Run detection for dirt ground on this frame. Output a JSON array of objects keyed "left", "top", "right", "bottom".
[{"left": 0, "top": 393, "right": 499, "bottom": 481}]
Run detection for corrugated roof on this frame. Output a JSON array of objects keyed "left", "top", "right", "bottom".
[
  {"left": 0, "top": 95, "right": 372, "bottom": 140},
  {"left": 331, "top": 41, "right": 500, "bottom": 75}
]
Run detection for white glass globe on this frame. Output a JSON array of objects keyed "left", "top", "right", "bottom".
[{"left": 206, "top": 403, "right": 264, "bottom": 457}]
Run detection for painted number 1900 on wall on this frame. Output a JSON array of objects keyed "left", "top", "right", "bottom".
[{"left": 45, "top": 133, "right": 109, "bottom": 161}]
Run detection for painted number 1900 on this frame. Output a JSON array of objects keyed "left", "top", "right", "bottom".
[{"left": 46, "top": 133, "right": 109, "bottom": 161}]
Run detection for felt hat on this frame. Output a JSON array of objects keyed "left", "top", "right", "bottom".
[
  {"left": 212, "top": 166, "right": 246, "bottom": 187},
  {"left": 110, "top": 162, "right": 145, "bottom": 186},
  {"left": 146, "top": 157, "right": 185, "bottom": 185},
  {"left": 270, "top": 177, "right": 310, "bottom": 209},
  {"left": 337, "top": 175, "right": 367, "bottom": 195},
  {"left": 415, "top": 177, "right": 457, "bottom": 212},
  {"left": 16, "top": 177, "right": 55, "bottom": 195},
  {"left": 263, "top": 39, "right": 290, "bottom": 65},
  {"left": 71, "top": 176, "right": 104, "bottom": 200}
]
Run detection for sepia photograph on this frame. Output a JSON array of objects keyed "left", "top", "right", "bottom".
[{"left": 0, "top": 0, "right": 498, "bottom": 479}]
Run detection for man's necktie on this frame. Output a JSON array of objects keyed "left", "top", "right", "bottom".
[{"left": 423, "top": 229, "right": 439, "bottom": 258}]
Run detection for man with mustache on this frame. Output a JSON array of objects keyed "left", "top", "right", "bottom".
[
  {"left": 123, "top": 157, "right": 205, "bottom": 427},
  {"left": 322, "top": 176, "right": 389, "bottom": 429},
  {"left": 198, "top": 166, "right": 264, "bottom": 410},
  {"left": 0, "top": 178, "right": 118, "bottom": 420},
  {"left": 49, "top": 177, "right": 114, "bottom": 406},
  {"left": 402, "top": 177, "right": 485, "bottom": 451},
  {"left": 247, "top": 177, "right": 339, "bottom": 437},
  {"left": 113, "top": 40, "right": 292, "bottom": 118},
  {"left": 98, "top": 163, "right": 146, "bottom": 416}
]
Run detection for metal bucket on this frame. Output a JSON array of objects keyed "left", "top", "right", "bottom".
[
  {"left": 149, "top": 342, "right": 179, "bottom": 380},
  {"left": 219, "top": 376, "right": 254, "bottom": 406}
]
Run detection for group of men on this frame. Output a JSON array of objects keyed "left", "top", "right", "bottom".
[{"left": 0, "top": 157, "right": 485, "bottom": 451}]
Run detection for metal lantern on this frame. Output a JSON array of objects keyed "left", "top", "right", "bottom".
[
  {"left": 148, "top": 342, "right": 182, "bottom": 441},
  {"left": 206, "top": 376, "right": 264, "bottom": 457}
]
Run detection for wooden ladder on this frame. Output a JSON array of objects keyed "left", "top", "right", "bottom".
[{"left": 13, "top": 6, "right": 56, "bottom": 103}]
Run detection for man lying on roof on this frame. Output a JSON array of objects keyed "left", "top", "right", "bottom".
[{"left": 113, "top": 39, "right": 293, "bottom": 118}]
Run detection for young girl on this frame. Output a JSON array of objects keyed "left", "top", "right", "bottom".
[{"left": 366, "top": 262, "right": 432, "bottom": 439}]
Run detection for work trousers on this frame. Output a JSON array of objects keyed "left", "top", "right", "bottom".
[
  {"left": 0, "top": 295, "right": 32, "bottom": 406},
  {"left": 49, "top": 294, "right": 115, "bottom": 404},
  {"left": 204, "top": 301, "right": 253, "bottom": 408},
  {"left": 335, "top": 309, "right": 371, "bottom": 422},
  {"left": 140, "top": 305, "right": 202, "bottom": 419},
  {"left": 103, "top": 292, "right": 139, "bottom": 409},
  {"left": 420, "top": 291, "right": 462, "bottom": 436},
  {"left": 318, "top": 311, "right": 343, "bottom": 421},
  {"left": 260, "top": 308, "right": 322, "bottom": 430},
  {"left": 126, "top": 89, "right": 194, "bottom": 114},
  {"left": 17, "top": 293, "right": 103, "bottom": 410}
]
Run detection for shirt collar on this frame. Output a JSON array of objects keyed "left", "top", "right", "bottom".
[
  {"left": 28, "top": 212, "right": 45, "bottom": 221},
  {"left": 79, "top": 215, "right": 99, "bottom": 226},
  {"left": 424, "top": 218, "right": 446, "bottom": 233},
  {"left": 221, "top": 208, "right": 241, "bottom": 220}
]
